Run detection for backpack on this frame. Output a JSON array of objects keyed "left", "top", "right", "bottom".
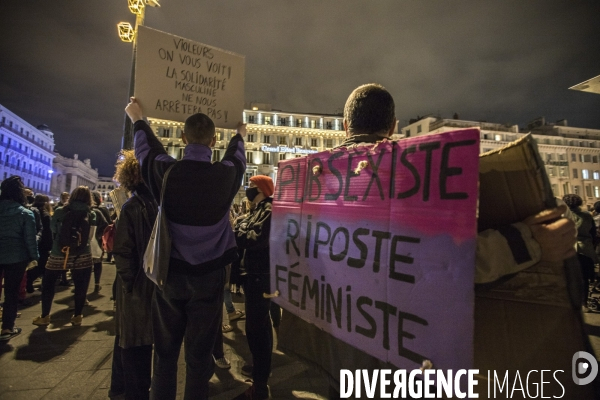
[
  {"left": 102, "top": 223, "right": 116, "bottom": 252},
  {"left": 58, "top": 207, "right": 91, "bottom": 252}
]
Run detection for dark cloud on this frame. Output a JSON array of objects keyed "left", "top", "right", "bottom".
[{"left": 1, "top": 0, "right": 599, "bottom": 175}]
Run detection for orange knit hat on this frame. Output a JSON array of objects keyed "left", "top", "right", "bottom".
[{"left": 249, "top": 175, "right": 274, "bottom": 197}]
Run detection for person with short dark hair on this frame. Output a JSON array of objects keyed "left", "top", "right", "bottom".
[
  {"left": 33, "top": 186, "right": 97, "bottom": 327},
  {"left": 0, "top": 176, "right": 38, "bottom": 341},
  {"left": 125, "top": 97, "right": 246, "bottom": 400}
]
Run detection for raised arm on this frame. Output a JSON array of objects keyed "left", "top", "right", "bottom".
[{"left": 125, "top": 97, "right": 176, "bottom": 201}]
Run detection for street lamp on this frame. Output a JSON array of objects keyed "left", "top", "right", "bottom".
[{"left": 117, "top": 0, "right": 161, "bottom": 149}]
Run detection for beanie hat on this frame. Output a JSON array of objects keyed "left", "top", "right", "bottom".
[{"left": 250, "top": 175, "right": 274, "bottom": 197}]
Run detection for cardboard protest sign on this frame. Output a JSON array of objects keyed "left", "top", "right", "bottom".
[
  {"left": 134, "top": 26, "right": 244, "bottom": 129},
  {"left": 271, "top": 129, "right": 480, "bottom": 371}
]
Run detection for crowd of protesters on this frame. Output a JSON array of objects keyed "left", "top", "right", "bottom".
[{"left": 0, "top": 84, "right": 587, "bottom": 400}]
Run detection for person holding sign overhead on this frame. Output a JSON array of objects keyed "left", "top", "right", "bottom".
[{"left": 125, "top": 97, "right": 246, "bottom": 400}]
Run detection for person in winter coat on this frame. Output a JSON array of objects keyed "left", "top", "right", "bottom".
[
  {"left": 26, "top": 195, "right": 54, "bottom": 293},
  {"left": 109, "top": 150, "right": 157, "bottom": 400},
  {"left": 91, "top": 191, "right": 109, "bottom": 292},
  {"left": 233, "top": 175, "right": 274, "bottom": 400},
  {"left": 563, "top": 194, "right": 598, "bottom": 307},
  {"left": 0, "top": 176, "right": 38, "bottom": 341},
  {"left": 32, "top": 186, "right": 97, "bottom": 327}
]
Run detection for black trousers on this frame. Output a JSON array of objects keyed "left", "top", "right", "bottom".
[
  {"left": 243, "top": 273, "right": 273, "bottom": 388},
  {"left": 150, "top": 267, "right": 225, "bottom": 400},
  {"left": 41, "top": 268, "right": 91, "bottom": 316},
  {"left": 0, "top": 261, "right": 28, "bottom": 331},
  {"left": 110, "top": 335, "right": 152, "bottom": 400},
  {"left": 27, "top": 250, "right": 49, "bottom": 290}
]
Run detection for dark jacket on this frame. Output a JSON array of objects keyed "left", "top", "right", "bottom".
[
  {"left": 234, "top": 198, "right": 272, "bottom": 274},
  {"left": 112, "top": 185, "right": 157, "bottom": 348},
  {"left": 35, "top": 206, "right": 53, "bottom": 253},
  {"left": 133, "top": 120, "right": 245, "bottom": 273},
  {"left": 0, "top": 200, "right": 39, "bottom": 264}
]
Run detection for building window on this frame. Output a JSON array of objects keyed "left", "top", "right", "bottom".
[
  {"left": 547, "top": 167, "right": 554, "bottom": 177},
  {"left": 310, "top": 120, "right": 316, "bottom": 129},
  {"left": 279, "top": 136, "right": 287, "bottom": 145},
  {"left": 571, "top": 154, "right": 576, "bottom": 162},
  {"left": 417, "top": 125, "right": 422, "bottom": 134},
  {"left": 295, "top": 137, "right": 302, "bottom": 146},
  {"left": 551, "top": 184, "right": 558, "bottom": 197},
  {"left": 573, "top": 169, "right": 578, "bottom": 179},
  {"left": 558, "top": 154, "right": 565, "bottom": 161},
  {"left": 244, "top": 171, "right": 254, "bottom": 187},
  {"left": 483, "top": 134, "right": 488, "bottom": 140},
  {"left": 162, "top": 128, "right": 170, "bottom": 138},
  {"left": 247, "top": 134, "right": 254, "bottom": 142},
  {"left": 246, "top": 151, "right": 253, "bottom": 163},
  {"left": 296, "top": 119, "right": 302, "bottom": 127},
  {"left": 584, "top": 154, "right": 592, "bottom": 163},
  {"left": 594, "top": 156, "right": 599, "bottom": 163},
  {"left": 262, "top": 153, "right": 270, "bottom": 164},
  {"left": 405, "top": 129, "right": 410, "bottom": 137},
  {"left": 594, "top": 171, "right": 600, "bottom": 180},
  {"left": 248, "top": 115, "right": 255, "bottom": 123},
  {"left": 264, "top": 135, "right": 270, "bottom": 144},
  {"left": 326, "top": 122, "right": 332, "bottom": 129},
  {"left": 583, "top": 169, "right": 590, "bottom": 179},
  {"left": 279, "top": 153, "right": 286, "bottom": 161},
  {"left": 325, "top": 139, "right": 333, "bottom": 148},
  {"left": 212, "top": 149, "right": 221, "bottom": 162},
  {"left": 586, "top": 185, "right": 593, "bottom": 198},
  {"left": 179, "top": 148, "right": 184, "bottom": 159},
  {"left": 560, "top": 167, "right": 567, "bottom": 177},
  {"left": 580, "top": 154, "right": 584, "bottom": 162},
  {"left": 574, "top": 186, "right": 580, "bottom": 195},
  {"left": 280, "top": 118, "right": 287, "bottom": 126},
  {"left": 311, "top": 138, "right": 318, "bottom": 147},
  {"left": 264, "top": 116, "right": 271, "bottom": 125}
]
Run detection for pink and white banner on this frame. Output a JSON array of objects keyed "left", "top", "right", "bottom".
[{"left": 270, "top": 129, "right": 480, "bottom": 371}]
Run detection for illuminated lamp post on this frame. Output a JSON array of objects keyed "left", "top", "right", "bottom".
[{"left": 117, "top": 0, "right": 161, "bottom": 149}]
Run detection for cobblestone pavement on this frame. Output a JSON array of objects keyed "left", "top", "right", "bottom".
[{"left": 0, "top": 262, "right": 329, "bottom": 399}]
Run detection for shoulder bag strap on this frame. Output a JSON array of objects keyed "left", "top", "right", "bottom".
[{"left": 159, "top": 164, "right": 176, "bottom": 207}]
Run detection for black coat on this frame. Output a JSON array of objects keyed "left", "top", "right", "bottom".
[{"left": 112, "top": 187, "right": 157, "bottom": 348}]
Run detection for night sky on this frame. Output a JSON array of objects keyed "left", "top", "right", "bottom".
[{"left": 1, "top": 1, "right": 599, "bottom": 176}]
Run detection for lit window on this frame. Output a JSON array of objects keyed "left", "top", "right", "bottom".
[
  {"left": 310, "top": 120, "right": 316, "bottom": 129},
  {"left": 583, "top": 169, "right": 590, "bottom": 179},
  {"left": 264, "top": 116, "right": 271, "bottom": 125},
  {"left": 596, "top": 186, "right": 600, "bottom": 198},
  {"left": 547, "top": 167, "right": 554, "bottom": 177},
  {"left": 594, "top": 171, "right": 600, "bottom": 180}
]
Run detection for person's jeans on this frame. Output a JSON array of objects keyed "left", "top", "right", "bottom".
[
  {"left": 150, "top": 267, "right": 225, "bottom": 400},
  {"left": 0, "top": 261, "right": 28, "bottom": 331},
  {"left": 244, "top": 273, "right": 273, "bottom": 388},
  {"left": 41, "top": 268, "right": 92, "bottom": 316},
  {"left": 27, "top": 250, "right": 49, "bottom": 291},
  {"left": 111, "top": 335, "right": 152, "bottom": 400},
  {"left": 93, "top": 261, "right": 103, "bottom": 285}
]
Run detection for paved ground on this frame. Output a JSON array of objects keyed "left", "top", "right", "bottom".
[
  {"left": 2, "top": 263, "right": 600, "bottom": 399},
  {"left": 0, "top": 262, "right": 329, "bottom": 399}
]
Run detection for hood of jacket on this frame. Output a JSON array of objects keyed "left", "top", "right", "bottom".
[
  {"left": 65, "top": 200, "right": 90, "bottom": 212},
  {"left": 0, "top": 200, "right": 26, "bottom": 216}
]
